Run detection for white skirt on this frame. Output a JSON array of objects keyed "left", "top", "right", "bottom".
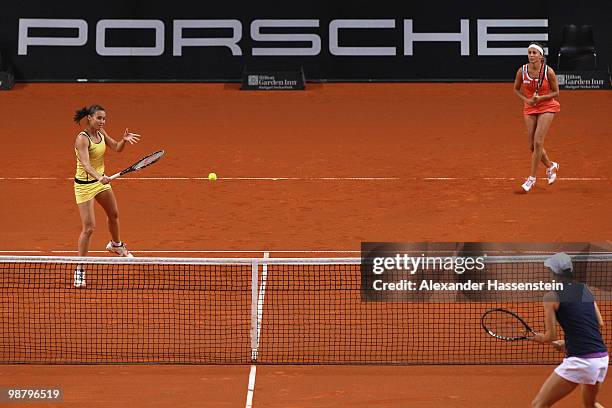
[{"left": 555, "top": 355, "right": 609, "bottom": 385}]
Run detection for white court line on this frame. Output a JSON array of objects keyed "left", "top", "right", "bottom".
[
  {"left": 0, "top": 176, "right": 398, "bottom": 181},
  {"left": 245, "top": 252, "right": 269, "bottom": 408},
  {"left": 223, "top": 177, "right": 400, "bottom": 181},
  {"left": 0, "top": 177, "right": 608, "bottom": 181},
  {"left": 0, "top": 177, "right": 59, "bottom": 180},
  {"left": 426, "top": 177, "right": 609, "bottom": 181},
  {"left": 245, "top": 365, "right": 257, "bottom": 408}
]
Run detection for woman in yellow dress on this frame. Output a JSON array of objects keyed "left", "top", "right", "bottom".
[{"left": 73, "top": 104, "right": 140, "bottom": 287}]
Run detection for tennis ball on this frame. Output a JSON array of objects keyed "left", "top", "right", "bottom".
[{"left": 208, "top": 172, "right": 217, "bottom": 181}]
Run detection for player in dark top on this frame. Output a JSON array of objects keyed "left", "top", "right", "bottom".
[{"left": 532, "top": 253, "right": 607, "bottom": 408}]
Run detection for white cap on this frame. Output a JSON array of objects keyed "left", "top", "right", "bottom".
[{"left": 544, "top": 252, "right": 573, "bottom": 275}]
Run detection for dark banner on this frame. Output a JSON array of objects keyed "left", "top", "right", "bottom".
[
  {"left": 557, "top": 71, "right": 612, "bottom": 90},
  {"left": 241, "top": 67, "right": 305, "bottom": 90},
  {"left": 360, "top": 242, "right": 612, "bottom": 302},
  {"left": 1, "top": 1, "right": 611, "bottom": 81}
]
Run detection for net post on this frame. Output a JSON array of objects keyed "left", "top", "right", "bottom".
[{"left": 250, "top": 259, "right": 259, "bottom": 361}]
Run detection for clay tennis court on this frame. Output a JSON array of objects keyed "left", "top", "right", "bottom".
[{"left": 1, "top": 83, "right": 611, "bottom": 407}]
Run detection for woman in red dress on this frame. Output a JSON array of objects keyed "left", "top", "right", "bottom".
[{"left": 513, "top": 43, "right": 561, "bottom": 192}]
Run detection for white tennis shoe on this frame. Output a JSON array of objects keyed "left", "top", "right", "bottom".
[
  {"left": 106, "top": 241, "right": 134, "bottom": 257},
  {"left": 73, "top": 266, "right": 86, "bottom": 288},
  {"left": 521, "top": 176, "right": 536, "bottom": 192},
  {"left": 546, "top": 162, "right": 559, "bottom": 185}
]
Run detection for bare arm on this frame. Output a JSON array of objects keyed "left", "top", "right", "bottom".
[
  {"left": 100, "top": 128, "right": 140, "bottom": 152},
  {"left": 100, "top": 128, "right": 120, "bottom": 152},
  {"left": 595, "top": 302, "right": 604, "bottom": 328},
  {"left": 534, "top": 292, "right": 559, "bottom": 343},
  {"left": 75, "top": 134, "right": 106, "bottom": 182},
  {"left": 513, "top": 67, "right": 530, "bottom": 104}
]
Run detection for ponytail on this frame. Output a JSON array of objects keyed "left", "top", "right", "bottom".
[{"left": 74, "top": 104, "right": 105, "bottom": 124}]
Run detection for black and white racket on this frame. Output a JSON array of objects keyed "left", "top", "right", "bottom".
[
  {"left": 481, "top": 308, "right": 536, "bottom": 341},
  {"left": 534, "top": 57, "right": 546, "bottom": 97},
  {"left": 109, "top": 150, "right": 165, "bottom": 180}
]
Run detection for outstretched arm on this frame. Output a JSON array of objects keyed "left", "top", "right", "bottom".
[{"left": 100, "top": 128, "right": 140, "bottom": 152}]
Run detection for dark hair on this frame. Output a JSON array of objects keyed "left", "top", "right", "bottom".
[
  {"left": 74, "top": 104, "right": 105, "bottom": 124},
  {"left": 554, "top": 269, "right": 575, "bottom": 282}
]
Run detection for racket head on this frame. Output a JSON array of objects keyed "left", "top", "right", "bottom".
[
  {"left": 121, "top": 150, "right": 165, "bottom": 175},
  {"left": 481, "top": 308, "right": 535, "bottom": 341}
]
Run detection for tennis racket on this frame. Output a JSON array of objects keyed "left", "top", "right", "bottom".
[
  {"left": 109, "top": 150, "right": 165, "bottom": 180},
  {"left": 534, "top": 56, "right": 546, "bottom": 97},
  {"left": 481, "top": 308, "right": 537, "bottom": 341}
]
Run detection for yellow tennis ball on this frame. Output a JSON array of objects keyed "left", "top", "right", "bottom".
[{"left": 208, "top": 172, "right": 217, "bottom": 181}]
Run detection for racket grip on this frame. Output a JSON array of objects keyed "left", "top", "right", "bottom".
[
  {"left": 527, "top": 331, "right": 540, "bottom": 342},
  {"left": 109, "top": 172, "right": 121, "bottom": 180}
]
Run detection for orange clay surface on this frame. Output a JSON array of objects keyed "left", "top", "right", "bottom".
[
  {"left": 0, "top": 365, "right": 609, "bottom": 407},
  {"left": 1, "top": 83, "right": 611, "bottom": 407}
]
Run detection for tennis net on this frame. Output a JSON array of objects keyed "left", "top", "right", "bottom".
[{"left": 0, "top": 255, "right": 610, "bottom": 364}]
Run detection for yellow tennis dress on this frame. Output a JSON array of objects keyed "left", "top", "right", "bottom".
[{"left": 74, "top": 131, "right": 111, "bottom": 204}]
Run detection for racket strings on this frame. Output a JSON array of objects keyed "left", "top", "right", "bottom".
[
  {"left": 132, "top": 151, "right": 164, "bottom": 171},
  {"left": 483, "top": 312, "right": 528, "bottom": 339}
]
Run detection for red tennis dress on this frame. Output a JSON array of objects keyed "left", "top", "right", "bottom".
[{"left": 522, "top": 64, "right": 561, "bottom": 115}]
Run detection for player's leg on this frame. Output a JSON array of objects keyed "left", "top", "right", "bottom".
[
  {"left": 524, "top": 114, "right": 537, "bottom": 153},
  {"left": 95, "top": 189, "right": 120, "bottom": 242},
  {"left": 75, "top": 199, "right": 95, "bottom": 287},
  {"left": 532, "top": 112, "right": 559, "bottom": 184},
  {"left": 95, "top": 189, "right": 132, "bottom": 257},
  {"left": 535, "top": 112, "right": 559, "bottom": 184},
  {"left": 77, "top": 199, "right": 96, "bottom": 256},
  {"left": 526, "top": 114, "right": 553, "bottom": 168},
  {"left": 533, "top": 113, "right": 558, "bottom": 183},
  {"left": 581, "top": 383, "right": 604, "bottom": 408},
  {"left": 530, "top": 113, "right": 555, "bottom": 176},
  {"left": 522, "top": 114, "right": 538, "bottom": 191},
  {"left": 532, "top": 371, "right": 578, "bottom": 408}
]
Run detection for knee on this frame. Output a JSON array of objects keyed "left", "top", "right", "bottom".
[
  {"left": 533, "top": 140, "right": 544, "bottom": 151},
  {"left": 532, "top": 395, "right": 550, "bottom": 408},
  {"left": 107, "top": 209, "right": 119, "bottom": 221},
  {"left": 532, "top": 400, "right": 548, "bottom": 408},
  {"left": 81, "top": 223, "right": 95, "bottom": 237}
]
